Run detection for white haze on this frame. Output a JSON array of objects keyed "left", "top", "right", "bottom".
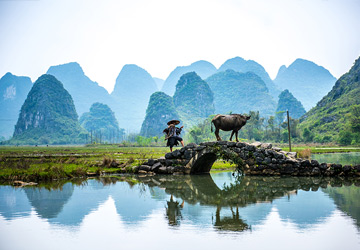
[{"left": 0, "top": 0, "right": 359, "bottom": 93}]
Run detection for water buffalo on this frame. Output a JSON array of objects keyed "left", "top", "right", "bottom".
[{"left": 211, "top": 114, "right": 251, "bottom": 142}]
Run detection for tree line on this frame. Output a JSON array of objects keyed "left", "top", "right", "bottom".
[
  {"left": 186, "top": 107, "right": 360, "bottom": 146},
  {"left": 87, "top": 106, "right": 360, "bottom": 146}
]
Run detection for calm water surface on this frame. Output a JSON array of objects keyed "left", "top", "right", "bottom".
[
  {"left": 1, "top": 172, "right": 360, "bottom": 249},
  {"left": 312, "top": 152, "right": 360, "bottom": 166}
]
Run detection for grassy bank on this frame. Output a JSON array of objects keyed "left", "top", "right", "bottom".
[
  {"left": 0, "top": 145, "right": 236, "bottom": 182},
  {"left": 0, "top": 145, "right": 168, "bottom": 183},
  {"left": 1, "top": 144, "right": 359, "bottom": 183}
]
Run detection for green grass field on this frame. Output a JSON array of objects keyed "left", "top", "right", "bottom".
[
  {"left": 0, "top": 144, "right": 235, "bottom": 182},
  {"left": 1, "top": 144, "right": 359, "bottom": 183}
]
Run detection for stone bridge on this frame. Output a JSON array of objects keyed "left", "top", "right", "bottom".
[{"left": 136, "top": 141, "right": 360, "bottom": 177}]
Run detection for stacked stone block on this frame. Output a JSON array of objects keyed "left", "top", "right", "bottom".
[{"left": 134, "top": 141, "right": 360, "bottom": 176}]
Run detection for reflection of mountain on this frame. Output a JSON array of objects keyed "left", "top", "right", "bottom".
[
  {"left": 0, "top": 186, "right": 32, "bottom": 220},
  {"left": 24, "top": 183, "right": 74, "bottom": 219},
  {"left": 110, "top": 182, "right": 163, "bottom": 224},
  {"left": 273, "top": 190, "right": 335, "bottom": 229},
  {"left": 47, "top": 181, "right": 110, "bottom": 225},
  {"left": 1, "top": 174, "right": 359, "bottom": 232},
  {"left": 26, "top": 180, "right": 164, "bottom": 226},
  {"left": 324, "top": 185, "right": 360, "bottom": 228},
  {"left": 0, "top": 179, "right": 165, "bottom": 227},
  {"left": 235, "top": 203, "right": 272, "bottom": 226},
  {"left": 21, "top": 181, "right": 110, "bottom": 226}
]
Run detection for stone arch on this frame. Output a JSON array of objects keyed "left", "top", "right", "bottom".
[
  {"left": 189, "top": 175, "right": 222, "bottom": 195},
  {"left": 187, "top": 147, "right": 218, "bottom": 174}
]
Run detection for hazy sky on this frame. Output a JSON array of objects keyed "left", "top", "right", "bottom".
[{"left": 1, "top": 0, "right": 359, "bottom": 93}]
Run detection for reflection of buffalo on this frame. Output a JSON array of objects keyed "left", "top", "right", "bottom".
[
  {"left": 214, "top": 206, "right": 250, "bottom": 232},
  {"left": 211, "top": 114, "right": 251, "bottom": 142}
]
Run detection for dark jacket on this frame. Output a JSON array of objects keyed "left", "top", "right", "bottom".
[{"left": 163, "top": 126, "right": 182, "bottom": 147}]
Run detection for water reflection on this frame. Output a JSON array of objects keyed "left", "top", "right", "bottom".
[
  {"left": 166, "top": 195, "right": 184, "bottom": 226},
  {"left": 24, "top": 183, "right": 74, "bottom": 219},
  {"left": 312, "top": 152, "right": 360, "bottom": 166},
  {"left": 1, "top": 174, "right": 360, "bottom": 233},
  {"left": 214, "top": 206, "right": 250, "bottom": 232},
  {"left": 324, "top": 185, "right": 360, "bottom": 228},
  {"left": 0, "top": 186, "right": 32, "bottom": 220},
  {"left": 139, "top": 174, "right": 353, "bottom": 231}
]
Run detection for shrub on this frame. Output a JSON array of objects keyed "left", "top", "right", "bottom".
[
  {"left": 298, "top": 148, "right": 311, "bottom": 159},
  {"left": 338, "top": 130, "right": 353, "bottom": 145}
]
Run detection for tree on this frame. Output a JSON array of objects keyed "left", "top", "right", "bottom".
[
  {"left": 241, "top": 111, "right": 264, "bottom": 140},
  {"left": 189, "top": 127, "right": 202, "bottom": 144},
  {"left": 303, "top": 128, "right": 314, "bottom": 143},
  {"left": 80, "top": 102, "right": 121, "bottom": 143},
  {"left": 275, "top": 111, "right": 286, "bottom": 140},
  {"left": 338, "top": 130, "right": 353, "bottom": 145},
  {"left": 289, "top": 118, "right": 300, "bottom": 139},
  {"left": 350, "top": 105, "right": 360, "bottom": 132}
]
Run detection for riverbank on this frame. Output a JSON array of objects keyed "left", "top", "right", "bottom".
[
  {"left": 1, "top": 144, "right": 360, "bottom": 183},
  {"left": 0, "top": 145, "right": 233, "bottom": 182}
]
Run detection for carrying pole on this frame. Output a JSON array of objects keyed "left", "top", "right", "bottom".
[{"left": 287, "top": 110, "right": 292, "bottom": 152}]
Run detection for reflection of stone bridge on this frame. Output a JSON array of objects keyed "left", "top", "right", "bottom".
[
  {"left": 2, "top": 175, "right": 358, "bottom": 233},
  {"left": 131, "top": 174, "right": 352, "bottom": 207},
  {"left": 137, "top": 141, "right": 360, "bottom": 176},
  {"left": 121, "top": 174, "right": 360, "bottom": 231}
]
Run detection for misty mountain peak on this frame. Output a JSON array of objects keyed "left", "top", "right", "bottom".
[
  {"left": 218, "top": 56, "right": 280, "bottom": 98},
  {"left": 112, "top": 64, "right": 157, "bottom": 97},
  {"left": 46, "top": 62, "right": 112, "bottom": 116},
  {"left": 2, "top": 72, "right": 16, "bottom": 81},
  {"left": 0, "top": 72, "right": 33, "bottom": 138},
  {"left": 111, "top": 64, "right": 158, "bottom": 132},
  {"left": 1, "top": 72, "right": 32, "bottom": 85},
  {"left": 276, "top": 89, "right": 306, "bottom": 119},
  {"left": 161, "top": 60, "right": 217, "bottom": 96},
  {"left": 12, "top": 74, "right": 84, "bottom": 144},
  {"left": 275, "top": 65, "right": 287, "bottom": 79},
  {"left": 274, "top": 58, "right": 337, "bottom": 110},
  {"left": 190, "top": 60, "right": 217, "bottom": 69},
  {"left": 289, "top": 58, "right": 332, "bottom": 76},
  {"left": 206, "top": 69, "right": 276, "bottom": 116},
  {"left": 47, "top": 62, "right": 85, "bottom": 79}
]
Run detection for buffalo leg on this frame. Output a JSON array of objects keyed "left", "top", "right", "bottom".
[
  {"left": 215, "top": 128, "right": 222, "bottom": 141},
  {"left": 229, "top": 130, "right": 235, "bottom": 141},
  {"left": 235, "top": 130, "right": 239, "bottom": 142}
]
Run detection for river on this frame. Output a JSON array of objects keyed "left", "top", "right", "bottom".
[
  {"left": 312, "top": 151, "right": 360, "bottom": 166},
  {"left": 0, "top": 153, "right": 360, "bottom": 250}
]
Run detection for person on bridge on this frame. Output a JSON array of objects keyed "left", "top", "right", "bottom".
[{"left": 163, "top": 120, "right": 184, "bottom": 152}]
